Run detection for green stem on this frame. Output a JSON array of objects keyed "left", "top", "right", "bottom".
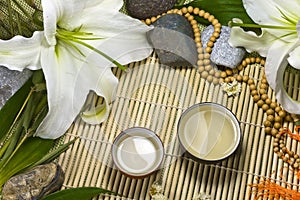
[
  {"left": 229, "top": 21, "right": 297, "bottom": 30},
  {"left": 6, "top": 89, "right": 34, "bottom": 136},
  {"left": 74, "top": 39, "right": 127, "bottom": 70},
  {"left": 0, "top": 132, "right": 29, "bottom": 175},
  {"left": 56, "top": 29, "right": 126, "bottom": 70}
]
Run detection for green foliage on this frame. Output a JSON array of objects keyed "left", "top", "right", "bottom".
[
  {"left": 41, "top": 187, "right": 115, "bottom": 200},
  {"left": 0, "top": 70, "right": 76, "bottom": 193},
  {"left": 177, "top": 0, "right": 255, "bottom": 25}
]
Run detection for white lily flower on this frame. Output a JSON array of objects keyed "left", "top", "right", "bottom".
[
  {"left": 0, "top": 0, "right": 153, "bottom": 139},
  {"left": 229, "top": 0, "right": 300, "bottom": 114}
]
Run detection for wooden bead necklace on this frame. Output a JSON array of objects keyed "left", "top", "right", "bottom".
[{"left": 145, "top": 6, "right": 299, "bottom": 174}]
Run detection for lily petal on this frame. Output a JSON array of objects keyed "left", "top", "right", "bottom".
[
  {"left": 243, "top": 0, "right": 299, "bottom": 42},
  {"left": 242, "top": 0, "right": 283, "bottom": 25},
  {"left": 80, "top": 68, "right": 118, "bottom": 124},
  {"left": 287, "top": 41, "right": 300, "bottom": 69},
  {"left": 30, "top": 0, "right": 152, "bottom": 139},
  {"left": 265, "top": 40, "right": 300, "bottom": 114},
  {"left": 0, "top": 32, "right": 42, "bottom": 71},
  {"left": 36, "top": 41, "right": 119, "bottom": 139},
  {"left": 41, "top": 0, "right": 61, "bottom": 45},
  {"left": 229, "top": 19, "right": 276, "bottom": 56},
  {"left": 35, "top": 45, "right": 85, "bottom": 139}
]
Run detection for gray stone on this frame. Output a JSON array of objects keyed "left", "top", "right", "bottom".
[
  {"left": 201, "top": 25, "right": 246, "bottom": 68},
  {"left": 125, "top": 0, "right": 176, "bottom": 19},
  {"left": 2, "top": 163, "right": 64, "bottom": 200},
  {"left": 0, "top": 66, "right": 32, "bottom": 109},
  {"left": 147, "top": 14, "right": 198, "bottom": 67}
]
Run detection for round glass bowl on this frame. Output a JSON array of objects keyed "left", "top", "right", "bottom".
[
  {"left": 111, "top": 127, "right": 164, "bottom": 178},
  {"left": 178, "top": 102, "right": 241, "bottom": 162}
]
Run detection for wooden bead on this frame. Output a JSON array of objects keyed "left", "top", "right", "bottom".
[
  {"left": 187, "top": 15, "right": 194, "bottom": 21},
  {"left": 251, "top": 90, "right": 258, "bottom": 96},
  {"left": 193, "top": 7, "right": 200, "bottom": 14},
  {"left": 209, "top": 69, "right": 215, "bottom": 75},
  {"left": 245, "top": 58, "right": 251, "bottom": 64},
  {"left": 199, "top": 10, "right": 205, "bottom": 17},
  {"left": 249, "top": 84, "right": 256, "bottom": 91},
  {"left": 205, "top": 47, "right": 212, "bottom": 53},
  {"left": 265, "top": 98, "right": 272, "bottom": 105},
  {"left": 224, "top": 77, "right": 231, "bottom": 83},
  {"left": 261, "top": 78, "right": 268, "bottom": 85},
  {"left": 212, "top": 32, "right": 220, "bottom": 38},
  {"left": 253, "top": 95, "right": 260, "bottom": 102},
  {"left": 262, "top": 104, "right": 269, "bottom": 111},
  {"left": 187, "top": 6, "right": 194, "bottom": 13},
  {"left": 207, "top": 41, "right": 214, "bottom": 48},
  {"left": 257, "top": 100, "right": 264, "bottom": 107},
  {"left": 181, "top": 7, "right": 188, "bottom": 14},
  {"left": 197, "top": 60, "right": 204, "bottom": 66},
  {"left": 275, "top": 106, "right": 282, "bottom": 113},
  {"left": 198, "top": 66, "right": 205, "bottom": 73},
  {"left": 267, "top": 115, "right": 275, "bottom": 122},
  {"left": 151, "top": 17, "right": 157, "bottom": 23},
  {"left": 236, "top": 75, "right": 243, "bottom": 82},
  {"left": 264, "top": 120, "right": 272, "bottom": 127},
  {"left": 213, "top": 77, "right": 219, "bottom": 85},
  {"left": 208, "top": 15, "right": 215, "bottom": 22},
  {"left": 259, "top": 89, "right": 266, "bottom": 95},
  {"left": 209, "top": 36, "right": 217, "bottom": 42},
  {"left": 278, "top": 110, "right": 286, "bottom": 118},
  {"left": 211, "top": 19, "right": 219, "bottom": 26},
  {"left": 274, "top": 116, "right": 282, "bottom": 122},
  {"left": 207, "top": 75, "right": 213, "bottom": 82},
  {"left": 204, "top": 59, "right": 210, "bottom": 66},
  {"left": 214, "top": 71, "right": 221, "bottom": 78},
  {"left": 237, "top": 65, "right": 244, "bottom": 71},
  {"left": 273, "top": 122, "right": 281, "bottom": 130},
  {"left": 270, "top": 102, "right": 277, "bottom": 109},
  {"left": 265, "top": 127, "right": 272, "bottom": 134},
  {"left": 204, "top": 12, "right": 210, "bottom": 19},
  {"left": 220, "top": 71, "right": 227, "bottom": 78},
  {"left": 243, "top": 75, "right": 249, "bottom": 83},
  {"left": 271, "top": 129, "right": 278, "bottom": 136},
  {"left": 260, "top": 83, "right": 268, "bottom": 90},
  {"left": 266, "top": 109, "right": 275, "bottom": 116},
  {"left": 248, "top": 79, "right": 254, "bottom": 85},
  {"left": 201, "top": 71, "right": 209, "bottom": 78},
  {"left": 273, "top": 147, "right": 279, "bottom": 153},
  {"left": 225, "top": 69, "right": 233, "bottom": 76},
  {"left": 145, "top": 18, "right": 151, "bottom": 25},
  {"left": 255, "top": 57, "right": 261, "bottom": 63}
]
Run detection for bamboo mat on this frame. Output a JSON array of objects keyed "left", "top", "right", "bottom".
[{"left": 57, "top": 53, "right": 300, "bottom": 200}]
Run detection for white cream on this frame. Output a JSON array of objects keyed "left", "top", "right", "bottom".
[
  {"left": 179, "top": 105, "right": 239, "bottom": 160},
  {"left": 116, "top": 135, "right": 160, "bottom": 174}
]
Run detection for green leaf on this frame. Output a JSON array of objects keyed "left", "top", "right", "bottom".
[
  {"left": 41, "top": 187, "right": 115, "bottom": 200},
  {"left": 33, "top": 138, "right": 78, "bottom": 167},
  {"left": 179, "top": 0, "right": 255, "bottom": 25},
  {"left": 0, "top": 77, "right": 33, "bottom": 141},
  {"left": 0, "top": 137, "right": 54, "bottom": 187}
]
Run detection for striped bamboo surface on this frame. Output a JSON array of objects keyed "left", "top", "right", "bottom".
[{"left": 58, "top": 53, "right": 300, "bottom": 200}]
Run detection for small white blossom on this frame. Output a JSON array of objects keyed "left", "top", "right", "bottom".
[{"left": 221, "top": 79, "right": 242, "bottom": 96}]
